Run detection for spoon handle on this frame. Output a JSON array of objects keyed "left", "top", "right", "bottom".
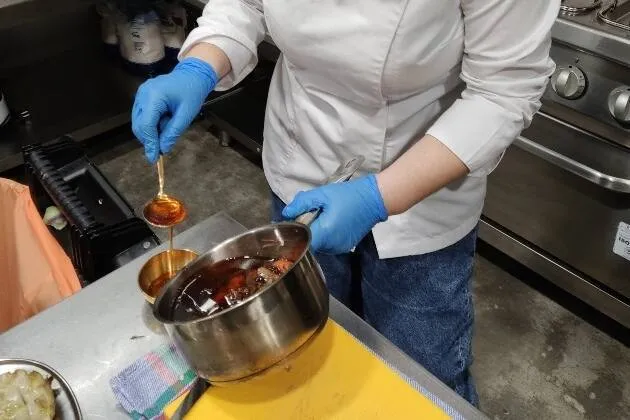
[{"left": 157, "top": 155, "right": 165, "bottom": 197}]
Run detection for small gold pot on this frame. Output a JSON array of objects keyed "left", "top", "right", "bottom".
[{"left": 138, "top": 249, "right": 199, "bottom": 304}]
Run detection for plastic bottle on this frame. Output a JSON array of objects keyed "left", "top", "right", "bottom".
[
  {"left": 0, "top": 91, "right": 9, "bottom": 127},
  {"left": 157, "top": 0, "right": 187, "bottom": 69},
  {"left": 116, "top": 0, "right": 166, "bottom": 77},
  {"left": 96, "top": 1, "right": 120, "bottom": 58}
]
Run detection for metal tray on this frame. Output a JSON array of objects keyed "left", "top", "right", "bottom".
[{"left": 0, "top": 358, "right": 82, "bottom": 420}]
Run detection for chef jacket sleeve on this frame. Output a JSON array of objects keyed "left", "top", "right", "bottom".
[
  {"left": 178, "top": 0, "right": 266, "bottom": 91},
  {"left": 426, "top": 0, "right": 559, "bottom": 175}
]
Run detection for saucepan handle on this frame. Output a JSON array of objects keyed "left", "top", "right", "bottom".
[{"left": 294, "top": 156, "right": 365, "bottom": 226}]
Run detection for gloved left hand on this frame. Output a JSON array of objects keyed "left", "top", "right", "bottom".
[{"left": 282, "top": 174, "right": 389, "bottom": 254}]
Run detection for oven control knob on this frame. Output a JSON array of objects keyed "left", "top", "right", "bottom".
[
  {"left": 551, "top": 66, "right": 586, "bottom": 99},
  {"left": 608, "top": 86, "right": 630, "bottom": 124}
]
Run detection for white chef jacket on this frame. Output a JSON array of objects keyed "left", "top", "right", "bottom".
[{"left": 180, "top": 0, "right": 558, "bottom": 259}]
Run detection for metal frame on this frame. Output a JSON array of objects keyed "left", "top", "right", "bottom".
[
  {"left": 206, "top": 113, "right": 263, "bottom": 155},
  {"left": 598, "top": 0, "right": 630, "bottom": 32},
  {"left": 479, "top": 219, "right": 630, "bottom": 329},
  {"left": 514, "top": 135, "right": 630, "bottom": 194}
]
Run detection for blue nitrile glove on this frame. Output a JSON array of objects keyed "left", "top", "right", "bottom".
[
  {"left": 132, "top": 57, "right": 219, "bottom": 163},
  {"left": 282, "top": 174, "right": 389, "bottom": 254}
]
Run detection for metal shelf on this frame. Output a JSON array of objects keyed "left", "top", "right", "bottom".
[{"left": 0, "top": 45, "right": 261, "bottom": 174}]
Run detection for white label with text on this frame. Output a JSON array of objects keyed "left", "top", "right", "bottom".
[{"left": 613, "top": 221, "right": 630, "bottom": 262}]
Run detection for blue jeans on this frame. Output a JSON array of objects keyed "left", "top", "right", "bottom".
[{"left": 272, "top": 193, "right": 479, "bottom": 405}]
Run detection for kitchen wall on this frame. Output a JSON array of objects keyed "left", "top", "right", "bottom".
[{"left": 0, "top": 0, "right": 100, "bottom": 75}]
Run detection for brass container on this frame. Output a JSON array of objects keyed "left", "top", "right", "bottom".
[{"left": 138, "top": 249, "right": 199, "bottom": 304}]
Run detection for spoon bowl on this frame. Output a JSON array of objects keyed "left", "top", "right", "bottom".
[
  {"left": 143, "top": 155, "right": 188, "bottom": 228},
  {"left": 143, "top": 195, "right": 187, "bottom": 228}
]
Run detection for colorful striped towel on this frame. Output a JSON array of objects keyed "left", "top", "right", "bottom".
[{"left": 110, "top": 343, "right": 196, "bottom": 420}]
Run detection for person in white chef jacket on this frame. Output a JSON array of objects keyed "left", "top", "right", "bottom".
[{"left": 132, "top": 0, "right": 560, "bottom": 404}]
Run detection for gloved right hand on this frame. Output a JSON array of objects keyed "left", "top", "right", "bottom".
[
  {"left": 132, "top": 57, "right": 219, "bottom": 163},
  {"left": 282, "top": 174, "right": 389, "bottom": 254}
]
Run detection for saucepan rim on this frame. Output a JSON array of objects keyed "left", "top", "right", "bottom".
[{"left": 152, "top": 221, "right": 313, "bottom": 325}]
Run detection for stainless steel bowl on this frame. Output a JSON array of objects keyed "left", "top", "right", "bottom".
[{"left": 152, "top": 222, "right": 329, "bottom": 384}]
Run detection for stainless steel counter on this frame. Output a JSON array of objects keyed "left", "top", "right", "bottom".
[
  {"left": 0, "top": 213, "right": 485, "bottom": 420},
  {"left": 553, "top": 14, "right": 630, "bottom": 68}
]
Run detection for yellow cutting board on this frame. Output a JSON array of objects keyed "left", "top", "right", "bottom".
[{"left": 164, "top": 320, "right": 449, "bottom": 419}]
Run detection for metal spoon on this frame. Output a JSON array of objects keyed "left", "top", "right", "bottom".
[{"left": 142, "top": 155, "right": 187, "bottom": 229}]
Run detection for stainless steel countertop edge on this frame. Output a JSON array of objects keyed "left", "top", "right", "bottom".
[{"left": 552, "top": 17, "right": 630, "bottom": 68}]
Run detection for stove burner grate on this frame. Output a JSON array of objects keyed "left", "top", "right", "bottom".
[{"left": 598, "top": 0, "right": 630, "bottom": 31}]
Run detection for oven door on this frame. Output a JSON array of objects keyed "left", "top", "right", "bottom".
[{"left": 481, "top": 111, "right": 630, "bottom": 327}]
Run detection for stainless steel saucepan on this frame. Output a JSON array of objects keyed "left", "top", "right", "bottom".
[{"left": 153, "top": 156, "right": 364, "bottom": 384}]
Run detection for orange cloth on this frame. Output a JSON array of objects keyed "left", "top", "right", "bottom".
[{"left": 0, "top": 178, "right": 81, "bottom": 332}]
